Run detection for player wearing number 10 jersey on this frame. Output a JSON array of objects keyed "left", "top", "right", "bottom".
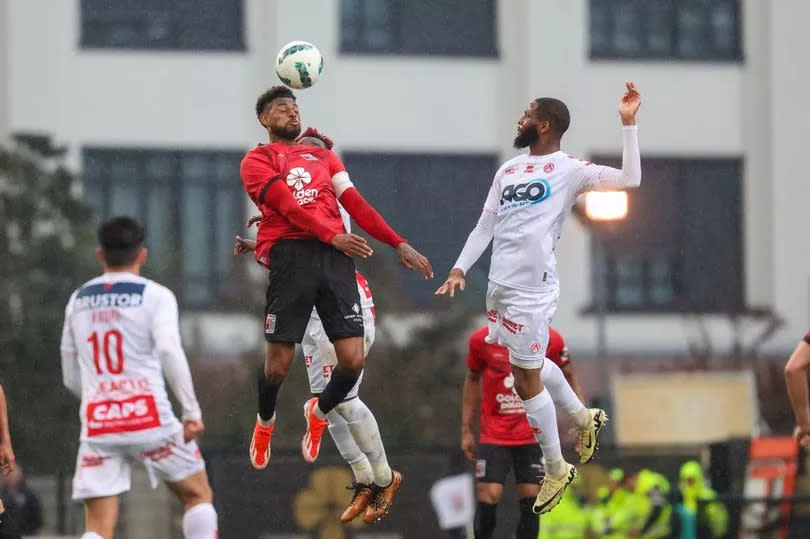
[{"left": 60, "top": 217, "right": 217, "bottom": 539}]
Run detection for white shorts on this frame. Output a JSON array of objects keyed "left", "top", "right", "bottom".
[
  {"left": 72, "top": 430, "right": 205, "bottom": 500},
  {"left": 485, "top": 281, "right": 560, "bottom": 370},
  {"left": 301, "top": 306, "right": 375, "bottom": 398}
]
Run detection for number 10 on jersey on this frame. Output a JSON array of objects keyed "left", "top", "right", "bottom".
[{"left": 87, "top": 329, "right": 124, "bottom": 375}]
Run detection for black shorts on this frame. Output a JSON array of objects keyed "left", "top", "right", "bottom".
[
  {"left": 264, "top": 239, "right": 364, "bottom": 344},
  {"left": 476, "top": 443, "right": 543, "bottom": 485}
]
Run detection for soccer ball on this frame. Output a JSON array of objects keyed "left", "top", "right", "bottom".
[{"left": 275, "top": 41, "right": 323, "bottom": 89}]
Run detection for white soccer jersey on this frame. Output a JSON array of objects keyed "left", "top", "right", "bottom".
[
  {"left": 454, "top": 126, "right": 641, "bottom": 292},
  {"left": 60, "top": 272, "right": 201, "bottom": 445}
]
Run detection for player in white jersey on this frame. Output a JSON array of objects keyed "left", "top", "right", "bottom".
[
  {"left": 60, "top": 217, "right": 218, "bottom": 539},
  {"left": 437, "top": 83, "right": 642, "bottom": 515},
  {"left": 234, "top": 127, "right": 401, "bottom": 524}
]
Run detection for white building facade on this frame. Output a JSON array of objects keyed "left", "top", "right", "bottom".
[{"left": 2, "top": 0, "right": 809, "bottom": 356}]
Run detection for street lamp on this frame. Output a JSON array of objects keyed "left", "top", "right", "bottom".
[
  {"left": 580, "top": 191, "right": 629, "bottom": 446},
  {"left": 584, "top": 191, "right": 628, "bottom": 221}
]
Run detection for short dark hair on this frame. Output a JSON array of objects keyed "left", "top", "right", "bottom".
[
  {"left": 534, "top": 98, "right": 570, "bottom": 137},
  {"left": 296, "top": 127, "right": 334, "bottom": 150},
  {"left": 98, "top": 216, "right": 145, "bottom": 267},
  {"left": 255, "top": 86, "right": 296, "bottom": 118}
]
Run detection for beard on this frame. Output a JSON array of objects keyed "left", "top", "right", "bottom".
[
  {"left": 513, "top": 126, "right": 539, "bottom": 149},
  {"left": 270, "top": 122, "right": 301, "bottom": 140}
]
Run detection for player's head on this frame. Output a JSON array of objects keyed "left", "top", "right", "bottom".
[
  {"left": 513, "top": 97, "right": 570, "bottom": 149},
  {"left": 255, "top": 86, "right": 301, "bottom": 141},
  {"left": 296, "top": 127, "right": 334, "bottom": 150},
  {"left": 96, "top": 216, "right": 147, "bottom": 270}
]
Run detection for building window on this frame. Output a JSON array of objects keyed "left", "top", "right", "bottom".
[
  {"left": 340, "top": 0, "right": 497, "bottom": 57},
  {"left": 589, "top": 158, "right": 744, "bottom": 313},
  {"left": 80, "top": 0, "right": 244, "bottom": 51},
  {"left": 83, "top": 149, "right": 245, "bottom": 309},
  {"left": 590, "top": 0, "right": 742, "bottom": 61},
  {"left": 342, "top": 152, "right": 498, "bottom": 308}
]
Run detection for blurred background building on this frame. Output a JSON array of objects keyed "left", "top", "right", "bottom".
[{"left": 2, "top": 0, "right": 810, "bottom": 537}]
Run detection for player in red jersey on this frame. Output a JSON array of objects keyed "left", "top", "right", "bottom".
[
  {"left": 785, "top": 330, "right": 810, "bottom": 447},
  {"left": 240, "top": 87, "right": 431, "bottom": 519},
  {"left": 236, "top": 128, "right": 399, "bottom": 524},
  {"left": 462, "top": 326, "right": 584, "bottom": 539}
]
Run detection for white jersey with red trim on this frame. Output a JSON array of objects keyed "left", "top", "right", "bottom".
[
  {"left": 60, "top": 272, "right": 199, "bottom": 445},
  {"left": 454, "top": 127, "right": 640, "bottom": 293}
]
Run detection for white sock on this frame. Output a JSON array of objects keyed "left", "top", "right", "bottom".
[
  {"left": 257, "top": 412, "right": 275, "bottom": 428},
  {"left": 81, "top": 533, "right": 104, "bottom": 539},
  {"left": 522, "top": 389, "right": 564, "bottom": 475},
  {"left": 334, "top": 398, "right": 393, "bottom": 487},
  {"left": 182, "top": 502, "right": 218, "bottom": 539},
  {"left": 540, "top": 360, "right": 591, "bottom": 429},
  {"left": 327, "top": 409, "right": 375, "bottom": 485}
]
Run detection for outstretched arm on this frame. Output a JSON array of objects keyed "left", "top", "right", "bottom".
[
  {"left": 435, "top": 208, "right": 496, "bottom": 297},
  {"left": 241, "top": 154, "right": 372, "bottom": 258},
  {"left": 338, "top": 184, "right": 433, "bottom": 278},
  {"left": 785, "top": 335, "right": 810, "bottom": 447},
  {"left": 577, "top": 82, "right": 642, "bottom": 192}
]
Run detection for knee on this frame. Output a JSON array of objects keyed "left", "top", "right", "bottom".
[
  {"left": 512, "top": 373, "right": 530, "bottom": 399},
  {"left": 343, "top": 354, "right": 365, "bottom": 374},
  {"left": 477, "top": 484, "right": 502, "bottom": 504},
  {"left": 264, "top": 351, "right": 293, "bottom": 382},
  {"left": 511, "top": 366, "right": 540, "bottom": 400}
]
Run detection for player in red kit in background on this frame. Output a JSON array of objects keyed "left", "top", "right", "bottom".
[
  {"left": 461, "top": 327, "right": 584, "bottom": 539},
  {"left": 240, "top": 86, "right": 432, "bottom": 521}
]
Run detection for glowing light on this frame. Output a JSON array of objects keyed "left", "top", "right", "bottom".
[{"left": 584, "top": 191, "right": 628, "bottom": 221}]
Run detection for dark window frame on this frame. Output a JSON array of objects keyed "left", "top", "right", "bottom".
[
  {"left": 585, "top": 156, "right": 745, "bottom": 314},
  {"left": 339, "top": 0, "right": 498, "bottom": 57},
  {"left": 83, "top": 148, "right": 245, "bottom": 310},
  {"left": 80, "top": 0, "right": 246, "bottom": 52},
  {"left": 589, "top": 0, "right": 743, "bottom": 62}
]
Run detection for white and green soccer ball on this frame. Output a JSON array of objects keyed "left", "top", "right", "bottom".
[{"left": 275, "top": 41, "right": 323, "bottom": 89}]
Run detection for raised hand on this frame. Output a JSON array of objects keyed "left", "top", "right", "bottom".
[
  {"left": 233, "top": 235, "right": 257, "bottom": 257},
  {"left": 0, "top": 439, "right": 15, "bottom": 476},
  {"left": 434, "top": 268, "right": 466, "bottom": 297},
  {"left": 619, "top": 82, "right": 641, "bottom": 125},
  {"left": 331, "top": 233, "right": 374, "bottom": 259},
  {"left": 396, "top": 243, "right": 433, "bottom": 279},
  {"left": 183, "top": 419, "right": 205, "bottom": 443},
  {"left": 246, "top": 214, "right": 262, "bottom": 229}
]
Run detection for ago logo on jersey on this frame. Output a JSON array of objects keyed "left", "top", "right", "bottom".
[{"left": 499, "top": 178, "right": 551, "bottom": 214}]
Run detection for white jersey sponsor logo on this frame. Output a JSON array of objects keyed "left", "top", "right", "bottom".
[
  {"left": 484, "top": 153, "right": 591, "bottom": 292},
  {"left": 62, "top": 274, "right": 183, "bottom": 444}
]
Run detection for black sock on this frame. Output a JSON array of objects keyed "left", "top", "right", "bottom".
[
  {"left": 474, "top": 502, "right": 497, "bottom": 539},
  {"left": 317, "top": 367, "right": 360, "bottom": 415},
  {"left": 257, "top": 364, "right": 282, "bottom": 421},
  {"left": 516, "top": 497, "right": 539, "bottom": 539}
]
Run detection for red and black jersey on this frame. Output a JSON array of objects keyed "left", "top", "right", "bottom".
[{"left": 240, "top": 142, "right": 347, "bottom": 265}]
